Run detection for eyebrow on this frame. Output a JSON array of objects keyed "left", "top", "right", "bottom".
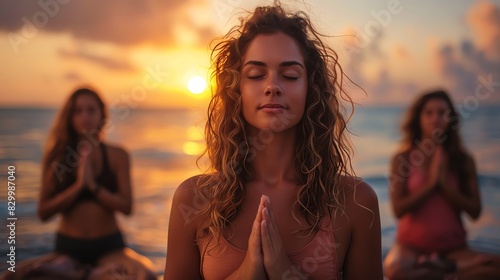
[{"left": 243, "top": 60, "right": 305, "bottom": 69}]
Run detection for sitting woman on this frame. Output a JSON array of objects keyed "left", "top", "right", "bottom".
[
  {"left": 1, "top": 87, "right": 156, "bottom": 280},
  {"left": 164, "top": 4, "right": 383, "bottom": 280},
  {"left": 384, "top": 90, "right": 500, "bottom": 280}
]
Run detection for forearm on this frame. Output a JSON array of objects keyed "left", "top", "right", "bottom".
[
  {"left": 38, "top": 182, "right": 82, "bottom": 221},
  {"left": 440, "top": 187, "right": 480, "bottom": 218},
  {"left": 92, "top": 183, "right": 132, "bottom": 215},
  {"left": 394, "top": 181, "right": 435, "bottom": 217}
]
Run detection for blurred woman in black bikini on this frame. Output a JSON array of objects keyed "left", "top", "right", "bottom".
[{"left": 0, "top": 87, "right": 156, "bottom": 280}]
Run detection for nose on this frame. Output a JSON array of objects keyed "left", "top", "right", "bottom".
[
  {"left": 432, "top": 113, "right": 443, "bottom": 123},
  {"left": 265, "top": 76, "right": 282, "bottom": 96}
]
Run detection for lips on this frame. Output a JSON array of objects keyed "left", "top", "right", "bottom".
[{"left": 259, "top": 103, "right": 285, "bottom": 109}]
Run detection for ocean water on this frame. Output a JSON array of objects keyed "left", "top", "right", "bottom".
[{"left": 0, "top": 106, "right": 499, "bottom": 276}]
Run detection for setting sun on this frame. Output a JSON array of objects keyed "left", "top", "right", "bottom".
[{"left": 187, "top": 76, "right": 207, "bottom": 94}]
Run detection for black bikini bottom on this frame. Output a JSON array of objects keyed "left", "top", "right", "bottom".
[{"left": 55, "top": 231, "right": 126, "bottom": 266}]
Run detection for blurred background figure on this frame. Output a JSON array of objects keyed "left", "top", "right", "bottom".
[
  {"left": 383, "top": 90, "right": 500, "bottom": 280},
  {"left": 0, "top": 87, "right": 156, "bottom": 280}
]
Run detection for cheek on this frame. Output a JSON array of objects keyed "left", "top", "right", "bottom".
[
  {"left": 240, "top": 83, "right": 259, "bottom": 117},
  {"left": 420, "top": 114, "right": 429, "bottom": 125},
  {"left": 92, "top": 112, "right": 101, "bottom": 124},
  {"left": 289, "top": 84, "right": 307, "bottom": 117},
  {"left": 418, "top": 116, "right": 426, "bottom": 132},
  {"left": 71, "top": 115, "right": 84, "bottom": 133},
  {"left": 72, "top": 114, "right": 81, "bottom": 126},
  {"left": 292, "top": 97, "right": 306, "bottom": 121},
  {"left": 240, "top": 81, "right": 260, "bottom": 98}
]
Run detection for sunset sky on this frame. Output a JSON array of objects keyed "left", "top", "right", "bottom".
[{"left": 0, "top": 0, "right": 499, "bottom": 109}]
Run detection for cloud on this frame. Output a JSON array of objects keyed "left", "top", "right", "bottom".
[
  {"left": 431, "top": 1, "right": 500, "bottom": 103},
  {"left": 393, "top": 44, "right": 411, "bottom": 61},
  {"left": 339, "top": 1, "right": 500, "bottom": 106},
  {"left": 339, "top": 27, "right": 417, "bottom": 105},
  {"left": 466, "top": 0, "right": 500, "bottom": 60},
  {"left": 433, "top": 43, "right": 477, "bottom": 96},
  {"left": 432, "top": 39, "right": 500, "bottom": 103},
  {"left": 0, "top": 0, "right": 217, "bottom": 47},
  {"left": 370, "top": 70, "right": 418, "bottom": 103},
  {"left": 58, "top": 47, "right": 138, "bottom": 72}
]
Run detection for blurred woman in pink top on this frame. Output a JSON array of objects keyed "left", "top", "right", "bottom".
[
  {"left": 164, "top": 3, "right": 383, "bottom": 280},
  {"left": 384, "top": 90, "right": 500, "bottom": 279}
]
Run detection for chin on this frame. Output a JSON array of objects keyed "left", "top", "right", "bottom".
[{"left": 251, "top": 123, "right": 294, "bottom": 134}]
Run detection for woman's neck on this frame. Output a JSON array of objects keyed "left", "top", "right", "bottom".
[
  {"left": 77, "top": 133, "right": 101, "bottom": 148},
  {"left": 248, "top": 127, "right": 299, "bottom": 187}
]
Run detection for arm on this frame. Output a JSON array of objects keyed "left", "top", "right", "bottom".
[
  {"left": 389, "top": 152, "right": 439, "bottom": 218},
  {"left": 37, "top": 177, "right": 84, "bottom": 222},
  {"left": 439, "top": 155, "right": 481, "bottom": 219},
  {"left": 37, "top": 158, "right": 88, "bottom": 222},
  {"left": 343, "top": 180, "right": 383, "bottom": 280},
  {"left": 164, "top": 177, "right": 202, "bottom": 280},
  {"left": 90, "top": 148, "right": 132, "bottom": 215}
]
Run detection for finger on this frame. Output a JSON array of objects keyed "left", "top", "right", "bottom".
[
  {"left": 253, "top": 197, "right": 264, "bottom": 224},
  {"left": 437, "top": 147, "right": 444, "bottom": 161},
  {"left": 250, "top": 216, "right": 262, "bottom": 253},
  {"left": 263, "top": 207, "right": 280, "bottom": 252},
  {"left": 263, "top": 197, "right": 280, "bottom": 240},
  {"left": 249, "top": 198, "right": 264, "bottom": 254},
  {"left": 264, "top": 196, "right": 277, "bottom": 228},
  {"left": 79, "top": 153, "right": 86, "bottom": 163},
  {"left": 260, "top": 219, "right": 273, "bottom": 254}
]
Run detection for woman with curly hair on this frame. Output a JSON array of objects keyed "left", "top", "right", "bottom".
[
  {"left": 165, "top": 4, "right": 382, "bottom": 280},
  {"left": 383, "top": 90, "right": 500, "bottom": 279}
]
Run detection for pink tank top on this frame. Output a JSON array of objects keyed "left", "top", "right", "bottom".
[
  {"left": 396, "top": 161, "right": 466, "bottom": 253},
  {"left": 197, "top": 217, "right": 341, "bottom": 279}
]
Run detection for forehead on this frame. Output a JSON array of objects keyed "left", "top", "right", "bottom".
[
  {"left": 423, "top": 98, "right": 449, "bottom": 110},
  {"left": 75, "top": 94, "right": 99, "bottom": 106},
  {"left": 243, "top": 32, "right": 304, "bottom": 64}
]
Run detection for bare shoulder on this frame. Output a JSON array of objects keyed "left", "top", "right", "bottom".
[
  {"left": 174, "top": 175, "right": 207, "bottom": 201},
  {"left": 172, "top": 174, "right": 211, "bottom": 227},
  {"left": 338, "top": 175, "right": 380, "bottom": 227},
  {"left": 338, "top": 175, "right": 378, "bottom": 206}
]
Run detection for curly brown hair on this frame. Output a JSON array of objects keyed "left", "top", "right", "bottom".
[{"left": 196, "top": 4, "right": 356, "bottom": 240}]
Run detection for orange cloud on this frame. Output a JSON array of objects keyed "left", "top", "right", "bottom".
[
  {"left": 393, "top": 44, "right": 410, "bottom": 61},
  {"left": 0, "top": 0, "right": 216, "bottom": 47},
  {"left": 58, "top": 47, "right": 138, "bottom": 72}
]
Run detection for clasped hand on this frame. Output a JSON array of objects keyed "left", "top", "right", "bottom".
[
  {"left": 428, "top": 145, "right": 451, "bottom": 192},
  {"left": 76, "top": 147, "right": 97, "bottom": 191},
  {"left": 238, "top": 195, "right": 304, "bottom": 280}
]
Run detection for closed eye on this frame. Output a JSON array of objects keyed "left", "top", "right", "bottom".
[
  {"left": 247, "top": 75, "right": 265, "bottom": 80},
  {"left": 283, "top": 76, "right": 299, "bottom": 81}
]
